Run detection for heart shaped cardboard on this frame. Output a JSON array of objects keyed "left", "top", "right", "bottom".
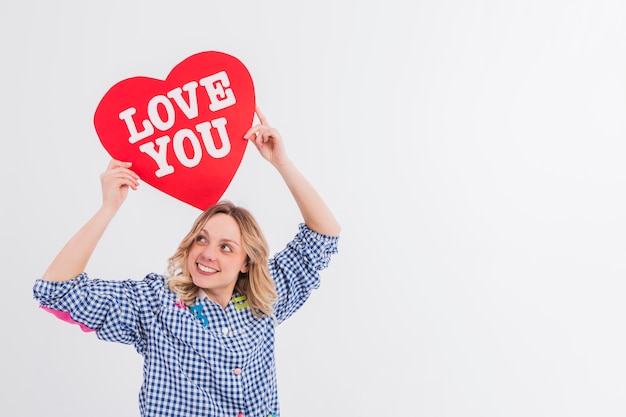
[{"left": 94, "top": 51, "right": 255, "bottom": 210}]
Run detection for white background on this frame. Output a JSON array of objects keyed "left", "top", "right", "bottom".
[{"left": 2, "top": 1, "right": 625, "bottom": 416}]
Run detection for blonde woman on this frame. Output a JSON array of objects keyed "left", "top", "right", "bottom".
[{"left": 33, "top": 108, "right": 341, "bottom": 417}]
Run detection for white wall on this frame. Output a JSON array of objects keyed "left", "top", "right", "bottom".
[{"left": 3, "top": 1, "right": 626, "bottom": 416}]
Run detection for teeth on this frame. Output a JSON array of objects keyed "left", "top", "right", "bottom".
[{"left": 197, "top": 264, "right": 217, "bottom": 273}]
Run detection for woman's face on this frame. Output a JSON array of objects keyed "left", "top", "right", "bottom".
[{"left": 187, "top": 213, "right": 248, "bottom": 303}]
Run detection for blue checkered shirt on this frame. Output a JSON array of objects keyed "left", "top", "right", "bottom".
[{"left": 33, "top": 223, "right": 339, "bottom": 417}]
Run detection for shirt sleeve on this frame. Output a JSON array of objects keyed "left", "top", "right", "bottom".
[
  {"left": 270, "top": 223, "right": 339, "bottom": 323},
  {"left": 32, "top": 272, "right": 163, "bottom": 351}
]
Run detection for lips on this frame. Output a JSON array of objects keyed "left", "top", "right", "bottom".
[{"left": 197, "top": 263, "right": 218, "bottom": 274}]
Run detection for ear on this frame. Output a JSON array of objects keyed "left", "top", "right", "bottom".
[{"left": 240, "top": 261, "right": 249, "bottom": 274}]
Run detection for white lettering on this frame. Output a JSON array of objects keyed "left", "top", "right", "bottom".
[
  {"left": 118, "top": 70, "right": 239, "bottom": 176},
  {"left": 173, "top": 129, "right": 203, "bottom": 168},
  {"left": 119, "top": 71, "right": 236, "bottom": 144},
  {"left": 136, "top": 117, "right": 233, "bottom": 177},
  {"left": 199, "top": 71, "right": 236, "bottom": 112},
  {"left": 196, "top": 118, "right": 230, "bottom": 159},
  {"left": 119, "top": 107, "right": 155, "bottom": 145},
  {"left": 147, "top": 95, "right": 175, "bottom": 131},
  {"left": 166, "top": 81, "right": 199, "bottom": 120},
  {"left": 138, "top": 136, "right": 174, "bottom": 177}
]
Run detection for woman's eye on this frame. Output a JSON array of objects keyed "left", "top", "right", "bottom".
[
  {"left": 221, "top": 244, "right": 232, "bottom": 252},
  {"left": 195, "top": 236, "right": 207, "bottom": 244}
]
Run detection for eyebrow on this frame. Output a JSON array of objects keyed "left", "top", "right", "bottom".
[{"left": 199, "top": 229, "right": 241, "bottom": 247}]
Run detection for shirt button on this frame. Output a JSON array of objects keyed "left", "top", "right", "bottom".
[
  {"left": 221, "top": 327, "right": 229, "bottom": 335},
  {"left": 233, "top": 367, "right": 242, "bottom": 375}
]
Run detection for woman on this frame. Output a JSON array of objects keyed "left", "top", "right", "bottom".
[{"left": 33, "top": 107, "right": 341, "bottom": 417}]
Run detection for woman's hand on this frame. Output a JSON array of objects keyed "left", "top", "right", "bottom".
[
  {"left": 100, "top": 159, "right": 140, "bottom": 211},
  {"left": 243, "top": 106, "right": 291, "bottom": 169}
]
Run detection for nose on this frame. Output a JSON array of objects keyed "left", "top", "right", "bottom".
[{"left": 200, "top": 243, "right": 217, "bottom": 260}]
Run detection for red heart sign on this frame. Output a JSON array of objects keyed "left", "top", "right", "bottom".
[{"left": 94, "top": 51, "right": 255, "bottom": 210}]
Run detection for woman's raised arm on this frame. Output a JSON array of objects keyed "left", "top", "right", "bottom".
[
  {"left": 41, "top": 160, "right": 139, "bottom": 282},
  {"left": 243, "top": 107, "right": 341, "bottom": 237}
]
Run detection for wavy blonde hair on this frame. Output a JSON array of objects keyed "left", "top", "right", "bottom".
[{"left": 166, "top": 200, "right": 276, "bottom": 317}]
